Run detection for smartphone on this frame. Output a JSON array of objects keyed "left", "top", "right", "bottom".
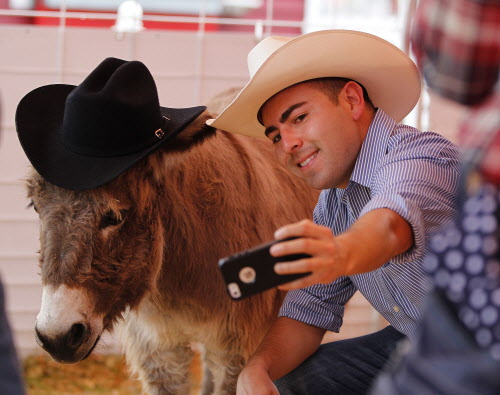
[{"left": 218, "top": 237, "right": 311, "bottom": 300}]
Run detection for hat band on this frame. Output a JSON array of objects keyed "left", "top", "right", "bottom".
[{"left": 61, "top": 116, "right": 170, "bottom": 158}]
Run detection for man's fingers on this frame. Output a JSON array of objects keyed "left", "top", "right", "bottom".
[
  {"left": 270, "top": 237, "right": 328, "bottom": 258},
  {"left": 274, "top": 219, "right": 321, "bottom": 240},
  {"left": 274, "top": 258, "right": 311, "bottom": 275}
]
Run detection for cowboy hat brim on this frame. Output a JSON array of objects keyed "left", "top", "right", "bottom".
[
  {"left": 16, "top": 84, "right": 205, "bottom": 190},
  {"left": 208, "top": 30, "right": 421, "bottom": 138}
]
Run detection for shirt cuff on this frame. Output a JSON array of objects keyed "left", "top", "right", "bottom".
[{"left": 278, "top": 288, "right": 345, "bottom": 332}]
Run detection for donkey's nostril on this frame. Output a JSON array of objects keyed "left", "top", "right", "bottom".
[
  {"left": 67, "top": 322, "right": 88, "bottom": 349},
  {"left": 35, "top": 326, "right": 48, "bottom": 348},
  {"left": 33, "top": 322, "right": 93, "bottom": 363}
]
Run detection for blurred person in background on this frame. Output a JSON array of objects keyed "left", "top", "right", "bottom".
[
  {"left": 0, "top": 278, "right": 25, "bottom": 394},
  {"left": 0, "top": 99, "right": 26, "bottom": 394},
  {"left": 371, "top": 0, "right": 500, "bottom": 394}
]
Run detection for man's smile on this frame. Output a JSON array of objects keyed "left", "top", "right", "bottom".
[{"left": 298, "top": 151, "right": 318, "bottom": 168}]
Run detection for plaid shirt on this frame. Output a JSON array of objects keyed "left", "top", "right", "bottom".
[
  {"left": 411, "top": 0, "right": 500, "bottom": 191},
  {"left": 459, "top": 93, "right": 500, "bottom": 186},
  {"left": 411, "top": 0, "right": 500, "bottom": 106},
  {"left": 411, "top": 0, "right": 500, "bottom": 193},
  {"left": 411, "top": 0, "right": 500, "bottom": 360}
]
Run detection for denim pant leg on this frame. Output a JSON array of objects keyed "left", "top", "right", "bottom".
[{"left": 274, "top": 326, "right": 405, "bottom": 395}]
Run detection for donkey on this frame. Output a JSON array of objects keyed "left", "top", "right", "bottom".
[{"left": 26, "top": 107, "right": 319, "bottom": 394}]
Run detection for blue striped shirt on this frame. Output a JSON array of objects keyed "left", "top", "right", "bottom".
[{"left": 279, "top": 109, "right": 462, "bottom": 340}]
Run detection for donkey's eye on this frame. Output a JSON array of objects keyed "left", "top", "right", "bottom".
[
  {"left": 99, "top": 210, "right": 127, "bottom": 229},
  {"left": 27, "top": 200, "right": 39, "bottom": 213}
]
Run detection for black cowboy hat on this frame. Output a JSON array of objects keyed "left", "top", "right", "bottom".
[{"left": 15, "top": 57, "right": 206, "bottom": 190}]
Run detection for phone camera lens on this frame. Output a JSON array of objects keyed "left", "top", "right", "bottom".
[{"left": 239, "top": 267, "right": 256, "bottom": 283}]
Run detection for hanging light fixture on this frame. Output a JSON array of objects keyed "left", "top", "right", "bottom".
[{"left": 112, "top": 0, "right": 144, "bottom": 34}]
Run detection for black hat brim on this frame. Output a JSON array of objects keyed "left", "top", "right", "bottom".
[{"left": 16, "top": 84, "right": 206, "bottom": 190}]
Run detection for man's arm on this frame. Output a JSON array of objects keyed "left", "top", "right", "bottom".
[
  {"left": 271, "top": 208, "right": 413, "bottom": 290},
  {"left": 237, "top": 208, "right": 411, "bottom": 393},
  {"left": 237, "top": 317, "right": 326, "bottom": 395}
]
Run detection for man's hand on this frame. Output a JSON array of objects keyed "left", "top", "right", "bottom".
[
  {"left": 236, "top": 318, "right": 325, "bottom": 394},
  {"left": 271, "top": 219, "right": 345, "bottom": 290},
  {"left": 271, "top": 209, "right": 413, "bottom": 291},
  {"left": 237, "top": 364, "right": 279, "bottom": 395}
]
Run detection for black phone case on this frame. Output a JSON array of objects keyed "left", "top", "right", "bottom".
[{"left": 218, "top": 238, "right": 311, "bottom": 300}]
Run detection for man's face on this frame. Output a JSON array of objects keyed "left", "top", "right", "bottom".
[{"left": 260, "top": 82, "right": 364, "bottom": 190}]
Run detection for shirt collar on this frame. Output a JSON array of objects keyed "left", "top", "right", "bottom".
[{"left": 350, "top": 108, "right": 396, "bottom": 187}]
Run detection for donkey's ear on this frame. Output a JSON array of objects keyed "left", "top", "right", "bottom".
[
  {"left": 205, "top": 86, "right": 242, "bottom": 117},
  {"left": 175, "top": 111, "right": 214, "bottom": 141},
  {"left": 158, "top": 111, "right": 216, "bottom": 153}
]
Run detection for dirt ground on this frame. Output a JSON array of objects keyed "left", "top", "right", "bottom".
[{"left": 23, "top": 353, "right": 202, "bottom": 395}]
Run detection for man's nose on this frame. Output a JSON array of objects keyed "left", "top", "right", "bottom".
[{"left": 281, "top": 127, "right": 303, "bottom": 153}]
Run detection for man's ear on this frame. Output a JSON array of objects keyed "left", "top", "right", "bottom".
[{"left": 343, "top": 81, "right": 365, "bottom": 120}]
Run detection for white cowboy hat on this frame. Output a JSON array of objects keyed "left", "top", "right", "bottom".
[{"left": 207, "top": 29, "right": 421, "bottom": 138}]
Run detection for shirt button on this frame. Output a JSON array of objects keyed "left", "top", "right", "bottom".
[{"left": 393, "top": 305, "right": 400, "bottom": 313}]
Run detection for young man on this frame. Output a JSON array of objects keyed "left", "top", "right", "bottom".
[{"left": 208, "top": 30, "right": 461, "bottom": 394}]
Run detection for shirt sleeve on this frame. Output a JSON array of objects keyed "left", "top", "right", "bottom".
[
  {"left": 360, "top": 130, "right": 462, "bottom": 264},
  {"left": 278, "top": 276, "right": 357, "bottom": 332}
]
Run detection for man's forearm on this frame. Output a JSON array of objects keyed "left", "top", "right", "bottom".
[
  {"left": 246, "top": 317, "right": 326, "bottom": 381},
  {"left": 272, "top": 208, "right": 414, "bottom": 290},
  {"left": 339, "top": 208, "right": 413, "bottom": 276}
]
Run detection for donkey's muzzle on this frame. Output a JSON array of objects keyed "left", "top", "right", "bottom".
[{"left": 35, "top": 322, "right": 92, "bottom": 363}]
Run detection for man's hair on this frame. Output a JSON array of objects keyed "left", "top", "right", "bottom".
[
  {"left": 302, "top": 77, "right": 375, "bottom": 109},
  {"left": 257, "top": 77, "right": 375, "bottom": 125}
]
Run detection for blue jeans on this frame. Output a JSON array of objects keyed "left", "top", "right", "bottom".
[{"left": 274, "top": 326, "right": 405, "bottom": 395}]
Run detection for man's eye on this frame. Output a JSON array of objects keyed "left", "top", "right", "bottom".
[
  {"left": 272, "top": 134, "right": 282, "bottom": 144},
  {"left": 294, "top": 113, "right": 307, "bottom": 123}
]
